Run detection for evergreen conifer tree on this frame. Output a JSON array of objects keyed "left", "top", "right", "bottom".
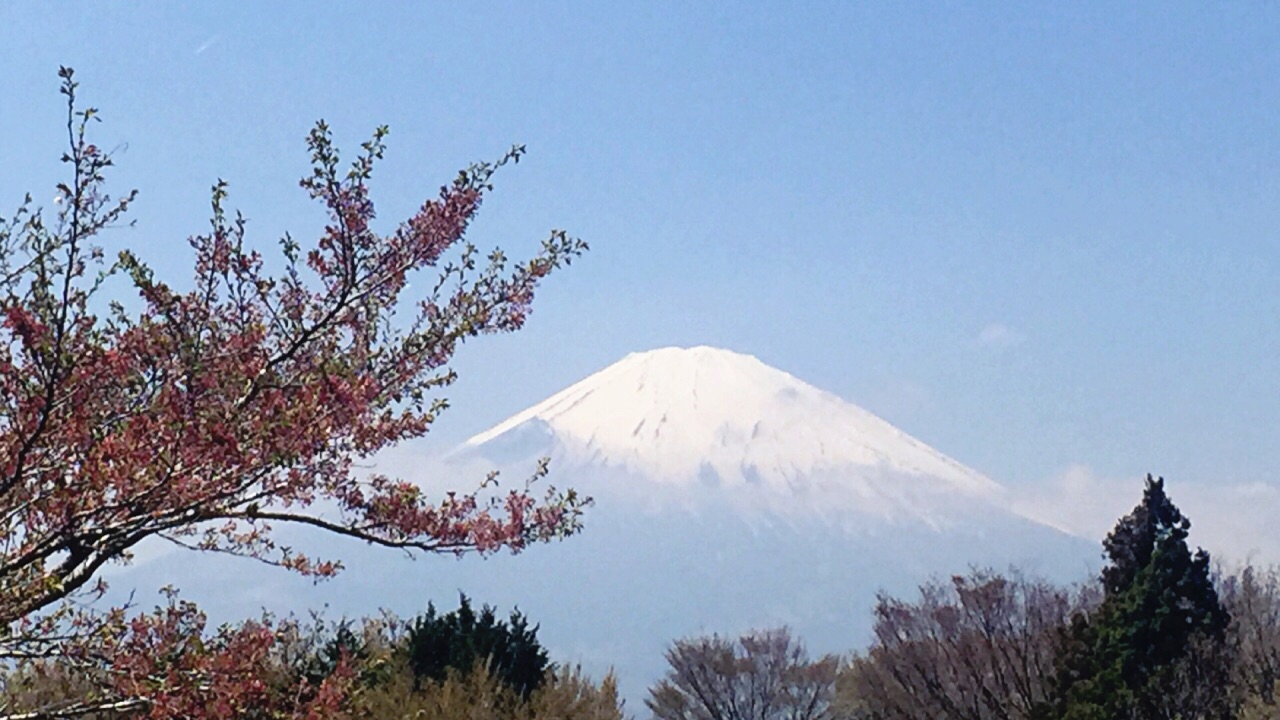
[
  {"left": 1045, "top": 475, "right": 1232, "bottom": 720},
  {"left": 405, "top": 594, "right": 550, "bottom": 699}
]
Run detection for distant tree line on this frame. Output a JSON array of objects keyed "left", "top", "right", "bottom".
[
  {"left": 1, "top": 476, "right": 1275, "bottom": 719},
  {"left": 0, "top": 594, "right": 622, "bottom": 720},
  {"left": 650, "top": 476, "right": 1280, "bottom": 720}
]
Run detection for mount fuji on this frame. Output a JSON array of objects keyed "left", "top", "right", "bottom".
[
  {"left": 460, "top": 345, "right": 1018, "bottom": 526},
  {"left": 430, "top": 346, "right": 1098, "bottom": 700},
  {"left": 116, "top": 346, "right": 1100, "bottom": 706}
]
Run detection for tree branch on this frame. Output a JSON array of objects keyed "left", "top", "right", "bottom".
[
  {"left": 0, "top": 697, "right": 147, "bottom": 720},
  {"left": 223, "top": 510, "right": 475, "bottom": 553}
]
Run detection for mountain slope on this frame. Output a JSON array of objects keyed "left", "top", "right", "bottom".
[
  {"left": 461, "top": 346, "right": 1039, "bottom": 529},
  {"left": 437, "top": 347, "right": 1100, "bottom": 701},
  {"left": 467, "top": 346, "right": 996, "bottom": 489}
]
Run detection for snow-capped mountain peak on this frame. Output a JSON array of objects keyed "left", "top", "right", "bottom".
[{"left": 463, "top": 346, "right": 1006, "bottom": 517}]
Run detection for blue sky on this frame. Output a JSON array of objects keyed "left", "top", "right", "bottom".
[{"left": 2, "top": 3, "right": 1278, "bottom": 524}]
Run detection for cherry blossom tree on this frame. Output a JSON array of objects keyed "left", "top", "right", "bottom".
[{"left": 0, "top": 68, "right": 588, "bottom": 719}]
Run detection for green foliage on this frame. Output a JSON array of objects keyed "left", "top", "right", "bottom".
[
  {"left": 406, "top": 594, "right": 550, "bottom": 700},
  {"left": 1046, "top": 475, "right": 1232, "bottom": 720}
]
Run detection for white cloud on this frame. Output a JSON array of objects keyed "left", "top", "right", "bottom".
[
  {"left": 1013, "top": 465, "right": 1279, "bottom": 566},
  {"left": 975, "top": 323, "right": 1025, "bottom": 350},
  {"left": 194, "top": 35, "right": 219, "bottom": 56},
  {"left": 1012, "top": 465, "right": 1129, "bottom": 539}
]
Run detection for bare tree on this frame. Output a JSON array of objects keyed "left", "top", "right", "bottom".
[
  {"left": 1223, "top": 564, "right": 1280, "bottom": 714},
  {"left": 837, "top": 569, "right": 1096, "bottom": 720},
  {"left": 647, "top": 627, "right": 840, "bottom": 720}
]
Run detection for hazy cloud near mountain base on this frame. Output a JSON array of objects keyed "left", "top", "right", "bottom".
[
  {"left": 386, "top": 416, "right": 1280, "bottom": 571},
  {"left": 1012, "top": 465, "right": 1279, "bottom": 566}
]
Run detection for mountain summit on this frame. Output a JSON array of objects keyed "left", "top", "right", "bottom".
[{"left": 464, "top": 346, "right": 1017, "bottom": 526}]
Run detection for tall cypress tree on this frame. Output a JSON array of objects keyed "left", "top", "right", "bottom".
[{"left": 1047, "top": 475, "right": 1231, "bottom": 719}]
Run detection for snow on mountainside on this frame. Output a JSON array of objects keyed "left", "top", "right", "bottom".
[{"left": 462, "top": 346, "right": 1036, "bottom": 528}]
